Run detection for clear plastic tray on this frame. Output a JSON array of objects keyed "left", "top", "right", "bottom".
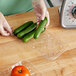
[
  {"left": 26, "top": 29, "right": 76, "bottom": 60},
  {"left": 0, "top": 28, "right": 76, "bottom": 75},
  {"left": 0, "top": 60, "right": 43, "bottom": 76}
]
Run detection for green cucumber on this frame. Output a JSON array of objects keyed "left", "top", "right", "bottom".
[
  {"left": 41, "top": 28, "right": 46, "bottom": 33},
  {"left": 13, "top": 21, "right": 33, "bottom": 35},
  {"left": 23, "top": 30, "right": 36, "bottom": 42},
  {"left": 17, "top": 23, "right": 37, "bottom": 38},
  {"left": 23, "top": 28, "right": 45, "bottom": 43},
  {"left": 34, "top": 17, "right": 47, "bottom": 39}
]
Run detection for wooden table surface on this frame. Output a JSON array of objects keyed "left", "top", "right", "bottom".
[{"left": 0, "top": 7, "right": 76, "bottom": 76}]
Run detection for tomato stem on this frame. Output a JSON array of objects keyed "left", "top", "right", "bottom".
[{"left": 18, "top": 70, "right": 22, "bottom": 73}]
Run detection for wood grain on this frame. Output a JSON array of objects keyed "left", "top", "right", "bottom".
[{"left": 0, "top": 7, "right": 76, "bottom": 76}]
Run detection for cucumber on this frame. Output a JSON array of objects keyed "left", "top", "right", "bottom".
[
  {"left": 41, "top": 28, "right": 46, "bottom": 33},
  {"left": 23, "top": 28, "right": 45, "bottom": 43},
  {"left": 17, "top": 23, "right": 37, "bottom": 38},
  {"left": 34, "top": 17, "right": 47, "bottom": 39},
  {"left": 13, "top": 21, "right": 33, "bottom": 35},
  {"left": 23, "top": 30, "right": 36, "bottom": 42}
]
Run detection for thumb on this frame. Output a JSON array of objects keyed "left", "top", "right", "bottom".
[
  {"left": 3, "top": 21, "right": 12, "bottom": 34},
  {"left": 41, "top": 10, "right": 45, "bottom": 20},
  {"left": 0, "top": 25, "right": 10, "bottom": 36}
]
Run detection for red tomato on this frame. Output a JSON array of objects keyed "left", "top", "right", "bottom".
[{"left": 11, "top": 65, "right": 30, "bottom": 76}]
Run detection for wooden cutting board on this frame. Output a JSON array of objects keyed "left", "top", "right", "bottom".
[{"left": 0, "top": 7, "right": 76, "bottom": 76}]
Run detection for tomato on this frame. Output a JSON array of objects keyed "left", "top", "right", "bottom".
[{"left": 11, "top": 65, "right": 30, "bottom": 76}]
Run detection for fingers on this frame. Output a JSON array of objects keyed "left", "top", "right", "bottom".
[
  {"left": 3, "top": 21, "right": 12, "bottom": 34},
  {"left": 37, "top": 16, "right": 41, "bottom": 25},
  {"left": 0, "top": 25, "right": 10, "bottom": 36},
  {"left": 36, "top": 11, "right": 45, "bottom": 26},
  {"left": 41, "top": 10, "right": 45, "bottom": 20},
  {"left": 36, "top": 11, "right": 50, "bottom": 28},
  {"left": 45, "top": 12, "right": 50, "bottom": 28},
  {"left": 4, "top": 25, "right": 12, "bottom": 34},
  {"left": 0, "top": 12, "right": 12, "bottom": 36}
]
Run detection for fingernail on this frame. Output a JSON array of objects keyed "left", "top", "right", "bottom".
[
  {"left": 37, "top": 22, "right": 39, "bottom": 25},
  {"left": 37, "top": 17, "right": 39, "bottom": 20},
  {"left": 42, "top": 17, "right": 44, "bottom": 20}
]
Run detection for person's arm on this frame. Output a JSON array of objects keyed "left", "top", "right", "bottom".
[
  {"left": 32, "top": 0, "right": 50, "bottom": 28},
  {"left": 0, "top": 12, "right": 12, "bottom": 36}
]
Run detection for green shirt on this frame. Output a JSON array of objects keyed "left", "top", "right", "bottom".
[{"left": 0, "top": 0, "right": 33, "bottom": 16}]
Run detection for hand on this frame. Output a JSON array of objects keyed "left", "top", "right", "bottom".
[
  {"left": 0, "top": 12, "right": 12, "bottom": 36},
  {"left": 32, "top": 0, "right": 50, "bottom": 28}
]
